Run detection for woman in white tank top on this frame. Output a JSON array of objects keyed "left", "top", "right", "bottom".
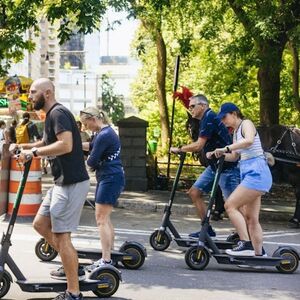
[{"left": 209, "top": 102, "right": 272, "bottom": 257}]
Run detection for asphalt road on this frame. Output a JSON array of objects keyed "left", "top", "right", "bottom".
[{"left": 0, "top": 207, "right": 299, "bottom": 300}]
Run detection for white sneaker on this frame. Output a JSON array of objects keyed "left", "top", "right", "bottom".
[{"left": 85, "top": 258, "right": 113, "bottom": 272}]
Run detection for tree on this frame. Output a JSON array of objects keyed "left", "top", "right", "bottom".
[
  {"left": 227, "top": 0, "right": 300, "bottom": 125},
  {"left": 0, "top": 0, "right": 126, "bottom": 76},
  {"left": 101, "top": 74, "right": 125, "bottom": 124},
  {"left": 127, "top": 0, "right": 202, "bottom": 148}
]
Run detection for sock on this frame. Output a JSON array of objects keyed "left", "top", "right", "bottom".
[{"left": 69, "top": 292, "right": 81, "bottom": 299}]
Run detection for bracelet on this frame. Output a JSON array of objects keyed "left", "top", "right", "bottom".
[{"left": 225, "top": 146, "right": 231, "bottom": 153}]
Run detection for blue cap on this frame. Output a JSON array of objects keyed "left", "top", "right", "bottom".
[{"left": 217, "top": 102, "right": 239, "bottom": 119}]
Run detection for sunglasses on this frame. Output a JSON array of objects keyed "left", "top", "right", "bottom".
[
  {"left": 80, "top": 111, "right": 95, "bottom": 118},
  {"left": 189, "top": 102, "right": 206, "bottom": 110}
]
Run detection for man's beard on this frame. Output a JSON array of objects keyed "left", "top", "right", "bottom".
[{"left": 33, "top": 94, "right": 46, "bottom": 110}]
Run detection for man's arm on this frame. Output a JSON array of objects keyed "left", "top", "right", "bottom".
[
  {"left": 35, "top": 131, "right": 73, "bottom": 157},
  {"left": 19, "top": 140, "right": 45, "bottom": 149},
  {"left": 170, "top": 136, "right": 207, "bottom": 153},
  {"left": 19, "top": 131, "right": 73, "bottom": 159}
]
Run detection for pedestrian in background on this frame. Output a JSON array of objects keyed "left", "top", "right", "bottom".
[
  {"left": 18, "top": 78, "right": 90, "bottom": 300},
  {"left": 0, "top": 120, "right": 6, "bottom": 156},
  {"left": 76, "top": 120, "right": 90, "bottom": 159},
  {"left": 212, "top": 102, "right": 272, "bottom": 256},
  {"left": 15, "top": 112, "right": 41, "bottom": 144},
  {"left": 170, "top": 94, "right": 240, "bottom": 238},
  {"left": 80, "top": 106, "right": 125, "bottom": 268},
  {"left": 4, "top": 119, "right": 17, "bottom": 144}
]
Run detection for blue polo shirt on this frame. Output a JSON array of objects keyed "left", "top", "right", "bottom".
[{"left": 199, "top": 108, "right": 237, "bottom": 169}]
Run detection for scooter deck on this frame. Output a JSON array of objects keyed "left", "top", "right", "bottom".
[
  {"left": 174, "top": 238, "right": 235, "bottom": 250},
  {"left": 214, "top": 254, "right": 283, "bottom": 266},
  {"left": 17, "top": 278, "right": 106, "bottom": 293},
  {"left": 174, "top": 238, "right": 197, "bottom": 247},
  {"left": 77, "top": 248, "right": 131, "bottom": 261}
]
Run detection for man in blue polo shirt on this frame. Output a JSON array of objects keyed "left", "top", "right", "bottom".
[{"left": 171, "top": 94, "right": 240, "bottom": 237}]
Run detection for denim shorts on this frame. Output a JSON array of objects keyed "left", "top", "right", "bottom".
[
  {"left": 38, "top": 179, "right": 90, "bottom": 233},
  {"left": 193, "top": 165, "right": 240, "bottom": 199},
  {"left": 239, "top": 156, "right": 272, "bottom": 193},
  {"left": 95, "top": 172, "right": 125, "bottom": 205}
]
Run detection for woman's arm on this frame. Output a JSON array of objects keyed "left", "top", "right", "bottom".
[{"left": 87, "top": 134, "right": 107, "bottom": 169}]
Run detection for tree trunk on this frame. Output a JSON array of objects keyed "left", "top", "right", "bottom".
[
  {"left": 289, "top": 41, "right": 300, "bottom": 112},
  {"left": 257, "top": 40, "right": 286, "bottom": 125},
  {"left": 155, "top": 29, "right": 170, "bottom": 147}
]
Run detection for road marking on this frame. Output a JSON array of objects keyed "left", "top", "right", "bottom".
[{"left": 8, "top": 226, "right": 300, "bottom": 249}]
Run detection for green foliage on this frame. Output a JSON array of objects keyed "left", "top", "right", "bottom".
[
  {"left": 0, "top": 0, "right": 130, "bottom": 76},
  {"left": 129, "top": 0, "right": 300, "bottom": 155},
  {"left": 101, "top": 74, "right": 125, "bottom": 125}
]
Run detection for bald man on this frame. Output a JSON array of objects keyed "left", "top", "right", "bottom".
[{"left": 19, "top": 78, "right": 90, "bottom": 300}]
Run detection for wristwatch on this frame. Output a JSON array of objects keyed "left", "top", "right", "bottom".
[
  {"left": 31, "top": 147, "right": 38, "bottom": 157},
  {"left": 225, "top": 146, "right": 231, "bottom": 153}
]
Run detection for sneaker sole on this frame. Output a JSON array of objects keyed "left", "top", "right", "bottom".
[
  {"left": 50, "top": 275, "right": 86, "bottom": 281},
  {"left": 225, "top": 250, "right": 255, "bottom": 256}
]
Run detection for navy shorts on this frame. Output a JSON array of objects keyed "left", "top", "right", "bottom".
[
  {"left": 193, "top": 165, "right": 240, "bottom": 200},
  {"left": 95, "top": 173, "right": 125, "bottom": 205}
]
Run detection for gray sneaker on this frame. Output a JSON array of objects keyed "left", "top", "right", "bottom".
[
  {"left": 85, "top": 258, "right": 113, "bottom": 272},
  {"left": 50, "top": 265, "right": 85, "bottom": 281},
  {"left": 53, "top": 291, "right": 83, "bottom": 300}
]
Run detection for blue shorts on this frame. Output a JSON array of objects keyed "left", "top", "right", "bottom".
[
  {"left": 239, "top": 156, "right": 272, "bottom": 193},
  {"left": 95, "top": 172, "right": 125, "bottom": 205},
  {"left": 193, "top": 165, "right": 240, "bottom": 199}
]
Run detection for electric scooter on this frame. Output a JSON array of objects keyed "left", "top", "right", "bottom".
[
  {"left": 34, "top": 193, "right": 147, "bottom": 269},
  {"left": 149, "top": 152, "right": 238, "bottom": 251},
  {"left": 185, "top": 156, "right": 300, "bottom": 273},
  {"left": 35, "top": 238, "right": 147, "bottom": 270},
  {"left": 0, "top": 156, "right": 121, "bottom": 298}
]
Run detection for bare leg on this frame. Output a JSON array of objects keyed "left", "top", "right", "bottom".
[
  {"left": 53, "top": 232, "right": 80, "bottom": 295},
  {"left": 225, "top": 185, "right": 263, "bottom": 248},
  {"left": 108, "top": 218, "right": 115, "bottom": 250},
  {"left": 95, "top": 204, "right": 114, "bottom": 262},
  {"left": 187, "top": 187, "right": 207, "bottom": 220},
  {"left": 33, "top": 214, "right": 58, "bottom": 251},
  {"left": 244, "top": 196, "right": 263, "bottom": 255}
]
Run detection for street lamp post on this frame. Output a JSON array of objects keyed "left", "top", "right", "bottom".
[{"left": 83, "top": 72, "right": 87, "bottom": 108}]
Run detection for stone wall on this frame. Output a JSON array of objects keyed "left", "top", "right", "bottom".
[{"left": 117, "top": 116, "right": 148, "bottom": 191}]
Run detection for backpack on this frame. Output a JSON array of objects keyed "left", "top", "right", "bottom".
[{"left": 16, "top": 124, "right": 30, "bottom": 144}]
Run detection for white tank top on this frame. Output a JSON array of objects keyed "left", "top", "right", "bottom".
[{"left": 234, "top": 120, "right": 264, "bottom": 160}]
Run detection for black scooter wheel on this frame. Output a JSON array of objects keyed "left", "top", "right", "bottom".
[
  {"left": 149, "top": 230, "right": 171, "bottom": 251},
  {"left": 35, "top": 238, "right": 58, "bottom": 261},
  {"left": 275, "top": 249, "right": 299, "bottom": 274},
  {"left": 0, "top": 271, "right": 11, "bottom": 298},
  {"left": 185, "top": 246, "right": 210, "bottom": 270},
  {"left": 90, "top": 268, "right": 120, "bottom": 298},
  {"left": 121, "top": 244, "right": 145, "bottom": 269}
]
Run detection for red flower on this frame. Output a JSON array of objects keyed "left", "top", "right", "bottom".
[{"left": 173, "top": 86, "right": 193, "bottom": 109}]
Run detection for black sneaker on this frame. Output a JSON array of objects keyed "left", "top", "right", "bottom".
[
  {"left": 288, "top": 218, "right": 300, "bottom": 228},
  {"left": 225, "top": 240, "right": 255, "bottom": 256},
  {"left": 189, "top": 225, "right": 216, "bottom": 239},
  {"left": 53, "top": 291, "right": 83, "bottom": 300},
  {"left": 50, "top": 265, "right": 85, "bottom": 281},
  {"left": 256, "top": 246, "right": 267, "bottom": 257}
]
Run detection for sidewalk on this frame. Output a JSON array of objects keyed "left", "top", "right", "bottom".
[{"left": 41, "top": 171, "right": 296, "bottom": 224}]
